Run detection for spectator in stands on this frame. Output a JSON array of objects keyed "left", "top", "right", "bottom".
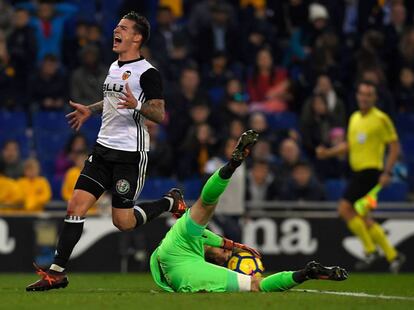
[
  {"left": 246, "top": 159, "right": 279, "bottom": 203},
  {"left": 166, "top": 65, "right": 207, "bottom": 147},
  {"left": 355, "top": 30, "right": 385, "bottom": 78},
  {"left": 7, "top": 8, "right": 37, "bottom": 94},
  {"left": 301, "top": 94, "right": 337, "bottom": 157},
  {"left": 1, "top": 140, "right": 23, "bottom": 179},
  {"left": 227, "top": 118, "right": 246, "bottom": 141},
  {"left": 275, "top": 138, "right": 302, "bottom": 182},
  {"left": 149, "top": 6, "right": 187, "bottom": 64},
  {"left": 224, "top": 78, "right": 243, "bottom": 100},
  {"left": 17, "top": 158, "right": 51, "bottom": 211},
  {"left": 61, "top": 151, "right": 87, "bottom": 202},
  {"left": 399, "top": 26, "right": 414, "bottom": 68},
  {"left": 394, "top": 67, "right": 414, "bottom": 112},
  {"left": 247, "top": 47, "right": 289, "bottom": 112},
  {"left": 0, "top": 160, "right": 22, "bottom": 207},
  {"left": 18, "top": 1, "right": 77, "bottom": 61},
  {"left": 313, "top": 74, "right": 346, "bottom": 126},
  {"left": 146, "top": 120, "right": 173, "bottom": 177},
  {"left": 280, "top": 161, "right": 326, "bottom": 201},
  {"left": 70, "top": 44, "right": 106, "bottom": 104},
  {"left": 284, "top": 3, "right": 331, "bottom": 67},
  {"left": 55, "top": 133, "right": 88, "bottom": 179},
  {"left": 86, "top": 23, "right": 110, "bottom": 64},
  {"left": 0, "top": 0, "right": 14, "bottom": 36},
  {"left": 195, "top": 2, "right": 239, "bottom": 63},
  {"left": 251, "top": 139, "right": 277, "bottom": 166},
  {"left": 62, "top": 21, "right": 89, "bottom": 69},
  {"left": 0, "top": 30, "right": 18, "bottom": 109},
  {"left": 28, "top": 54, "right": 67, "bottom": 110},
  {"left": 204, "top": 51, "right": 233, "bottom": 90},
  {"left": 248, "top": 111, "right": 279, "bottom": 147},
  {"left": 178, "top": 123, "right": 217, "bottom": 179},
  {"left": 384, "top": 2, "right": 407, "bottom": 66}
]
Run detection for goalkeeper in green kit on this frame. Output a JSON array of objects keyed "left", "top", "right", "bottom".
[{"left": 150, "top": 130, "right": 348, "bottom": 293}]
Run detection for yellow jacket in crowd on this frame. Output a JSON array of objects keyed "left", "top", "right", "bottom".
[
  {"left": 0, "top": 174, "right": 23, "bottom": 206},
  {"left": 61, "top": 166, "right": 81, "bottom": 202},
  {"left": 17, "top": 176, "right": 52, "bottom": 212}
]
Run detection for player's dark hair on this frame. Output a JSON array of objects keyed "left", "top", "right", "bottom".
[
  {"left": 357, "top": 80, "right": 378, "bottom": 95},
  {"left": 122, "top": 11, "right": 150, "bottom": 46}
]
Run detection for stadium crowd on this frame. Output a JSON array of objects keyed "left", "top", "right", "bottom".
[{"left": 0, "top": 0, "right": 413, "bottom": 212}]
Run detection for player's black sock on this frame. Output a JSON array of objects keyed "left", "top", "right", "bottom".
[
  {"left": 218, "top": 160, "right": 240, "bottom": 179},
  {"left": 52, "top": 215, "right": 85, "bottom": 270},
  {"left": 134, "top": 198, "right": 171, "bottom": 227},
  {"left": 292, "top": 269, "right": 308, "bottom": 283}
]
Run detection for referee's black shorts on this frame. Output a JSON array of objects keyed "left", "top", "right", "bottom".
[
  {"left": 74, "top": 143, "right": 148, "bottom": 208},
  {"left": 342, "top": 169, "right": 381, "bottom": 204}
]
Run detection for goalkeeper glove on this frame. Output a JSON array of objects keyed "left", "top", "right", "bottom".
[{"left": 222, "top": 238, "right": 262, "bottom": 258}]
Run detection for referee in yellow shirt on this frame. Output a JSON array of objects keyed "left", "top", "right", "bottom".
[{"left": 317, "top": 80, "right": 405, "bottom": 273}]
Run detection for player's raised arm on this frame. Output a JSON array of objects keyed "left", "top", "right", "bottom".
[{"left": 66, "top": 100, "right": 103, "bottom": 131}]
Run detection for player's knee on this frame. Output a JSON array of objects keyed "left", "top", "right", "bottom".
[
  {"left": 112, "top": 217, "right": 134, "bottom": 232},
  {"left": 67, "top": 196, "right": 87, "bottom": 216},
  {"left": 338, "top": 200, "right": 353, "bottom": 220}
]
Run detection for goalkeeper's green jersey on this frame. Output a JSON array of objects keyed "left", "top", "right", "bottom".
[{"left": 150, "top": 209, "right": 240, "bottom": 292}]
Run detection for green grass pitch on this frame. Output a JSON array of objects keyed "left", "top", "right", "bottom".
[{"left": 1, "top": 273, "right": 413, "bottom": 310}]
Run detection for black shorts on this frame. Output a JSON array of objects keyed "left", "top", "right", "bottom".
[
  {"left": 342, "top": 169, "right": 381, "bottom": 204},
  {"left": 75, "top": 143, "right": 148, "bottom": 208}
]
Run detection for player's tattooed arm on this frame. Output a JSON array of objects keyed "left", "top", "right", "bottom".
[
  {"left": 87, "top": 100, "right": 104, "bottom": 114},
  {"left": 139, "top": 99, "right": 165, "bottom": 124}
]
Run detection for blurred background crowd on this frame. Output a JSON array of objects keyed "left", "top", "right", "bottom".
[{"left": 0, "top": 0, "right": 413, "bottom": 213}]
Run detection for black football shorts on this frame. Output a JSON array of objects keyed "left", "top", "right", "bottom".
[{"left": 343, "top": 169, "right": 381, "bottom": 204}]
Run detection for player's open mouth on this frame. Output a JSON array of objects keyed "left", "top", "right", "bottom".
[{"left": 113, "top": 35, "right": 122, "bottom": 46}]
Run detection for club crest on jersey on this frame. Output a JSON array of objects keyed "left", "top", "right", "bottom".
[
  {"left": 122, "top": 70, "right": 132, "bottom": 80},
  {"left": 116, "top": 179, "right": 130, "bottom": 194}
]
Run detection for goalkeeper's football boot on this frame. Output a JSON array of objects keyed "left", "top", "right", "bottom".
[
  {"left": 165, "top": 188, "right": 187, "bottom": 219},
  {"left": 26, "top": 263, "right": 68, "bottom": 291},
  {"left": 354, "top": 251, "right": 381, "bottom": 271},
  {"left": 389, "top": 253, "right": 406, "bottom": 274},
  {"left": 232, "top": 130, "right": 259, "bottom": 162},
  {"left": 304, "top": 261, "right": 348, "bottom": 281}
]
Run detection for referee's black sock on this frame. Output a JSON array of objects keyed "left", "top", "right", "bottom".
[
  {"left": 50, "top": 215, "right": 85, "bottom": 272},
  {"left": 133, "top": 198, "right": 172, "bottom": 227}
]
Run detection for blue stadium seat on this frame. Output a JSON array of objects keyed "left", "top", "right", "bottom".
[
  {"left": 395, "top": 113, "right": 414, "bottom": 137},
  {"left": 80, "top": 115, "right": 101, "bottom": 145},
  {"left": 208, "top": 87, "right": 225, "bottom": 106},
  {"left": 32, "top": 111, "right": 69, "bottom": 131},
  {"left": 139, "top": 178, "right": 178, "bottom": 200},
  {"left": 35, "top": 130, "right": 71, "bottom": 161},
  {"left": 183, "top": 178, "right": 202, "bottom": 200},
  {"left": 266, "top": 112, "right": 298, "bottom": 130},
  {"left": 379, "top": 182, "right": 408, "bottom": 202},
  {"left": 401, "top": 136, "right": 414, "bottom": 158},
  {"left": 50, "top": 177, "right": 63, "bottom": 200},
  {"left": 0, "top": 111, "right": 27, "bottom": 132},
  {"left": 325, "top": 179, "right": 346, "bottom": 201}
]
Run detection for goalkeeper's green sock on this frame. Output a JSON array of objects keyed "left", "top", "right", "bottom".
[
  {"left": 201, "top": 170, "right": 231, "bottom": 205},
  {"left": 259, "top": 271, "right": 301, "bottom": 292}
]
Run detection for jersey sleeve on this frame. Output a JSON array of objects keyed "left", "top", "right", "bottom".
[
  {"left": 140, "top": 68, "right": 164, "bottom": 101},
  {"left": 201, "top": 229, "right": 223, "bottom": 247},
  {"left": 381, "top": 114, "right": 398, "bottom": 143}
]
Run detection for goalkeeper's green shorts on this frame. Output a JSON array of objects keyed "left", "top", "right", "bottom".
[{"left": 150, "top": 210, "right": 251, "bottom": 292}]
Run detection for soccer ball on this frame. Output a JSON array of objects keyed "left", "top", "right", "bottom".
[{"left": 227, "top": 251, "right": 264, "bottom": 277}]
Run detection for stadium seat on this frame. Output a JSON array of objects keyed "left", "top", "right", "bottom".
[
  {"left": 379, "top": 182, "right": 408, "bottom": 202},
  {"left": 208, "top": 87, "right": 225, "bottom": 106},
  {"left": 80, "top": 115, "right": 101, "bottom": 145},
  {"left": 0, "top": 131, "right": 31, "bottom": 159},
  {"left": 0, "top": 111, "right": 27, "bottom": 132},
  {"left": 50, "top": 177, "right": 63, "bottom": 200},
  {"left": 266, "top": 112, "right": 298, "bottom": 130},
  {"left": 325, "top": 179, "right": 346, "bottom": 201},
  {"left": 35, "top": 130, "right": 71, "bottom": 161},
  {"left": 183, "top": 178, "right": 202, "bottom": 200},
  {"left": 32, "top": 111, "right": 70, "bottom": 131},
  {"left": 401, "top": 136, "right": 414, "bottom": 158},
  {"left": 395, "top": 113, "right": 414, "bottom": 138},
  {"left": 139, "top": 178, "right": 178, "bottom": 200}
]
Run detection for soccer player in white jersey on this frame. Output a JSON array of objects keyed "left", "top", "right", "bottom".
[{"left": 26, "top": 12, "right": 186, "bottom": 291}]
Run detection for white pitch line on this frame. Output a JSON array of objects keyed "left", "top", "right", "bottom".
[{"left": 292, "top": 289, "right": 414, "bottom": 301}]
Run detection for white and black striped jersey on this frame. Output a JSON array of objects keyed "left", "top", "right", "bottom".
[{"left": 97, "top": 57, "right": 163, "bottom": 152}]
